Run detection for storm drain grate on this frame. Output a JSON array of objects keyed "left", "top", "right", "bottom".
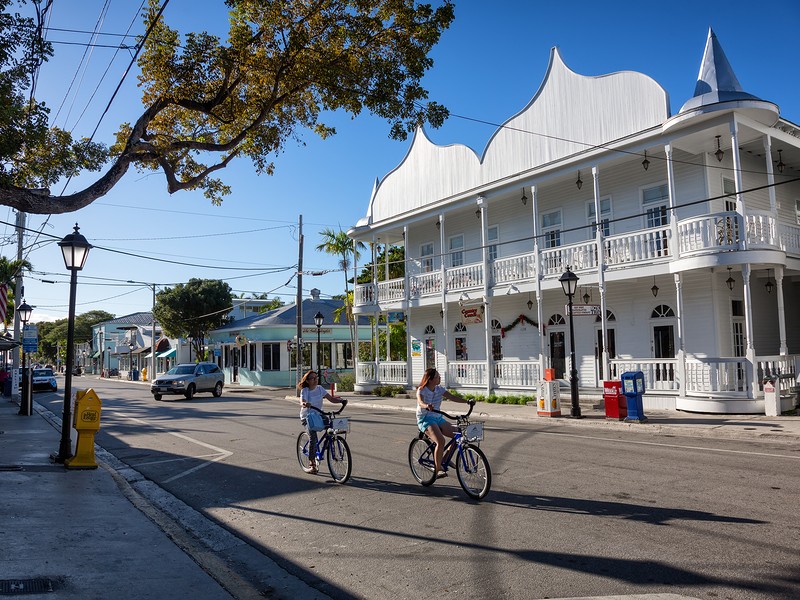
[{"left": 0, "top": 579, "right": 57, "bottom": 594}]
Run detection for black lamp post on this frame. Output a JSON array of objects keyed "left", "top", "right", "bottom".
[
  {"left": 314, "top": 311, "right": 324, "bottom": 372},
  {"left": 559, "top": 266, "right": 581, "bottom": 418},
  {"left": 17, "top": 300, "right": 33, "bottom": 416},
  {"left": 54, "top": 224, "right": 91, "bottom": 463}
]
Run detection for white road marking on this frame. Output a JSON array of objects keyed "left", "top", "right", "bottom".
[{"left": 109, "top": 411, "right": 233, "bottom": 482}]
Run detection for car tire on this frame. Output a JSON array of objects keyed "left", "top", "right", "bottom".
[
  {"left": 212, "top": 382, "right": 223, "bottom": 398},
  {"left": 153, "top": 393, "right": 162, "bottom": 401},
  {"left": 184, "top": 384, "right": 195, "bottom": 400}
]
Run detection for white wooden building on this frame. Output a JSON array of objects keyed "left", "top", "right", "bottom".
[{"left": 348, "top": 29, "right": 800, "bottom": 414}]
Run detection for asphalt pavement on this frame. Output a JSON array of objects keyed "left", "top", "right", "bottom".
[{"left": 1, "top": 375, "right": 797, "bottom": 600}]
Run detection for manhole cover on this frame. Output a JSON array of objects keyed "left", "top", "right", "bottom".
[{"left": 0, "top": 578, "right": 58, "bottom": 594}]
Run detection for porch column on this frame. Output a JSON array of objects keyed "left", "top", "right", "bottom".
[
  {"left": 763, "top": 135, "right": 777, "bottom": 215},
  {"left": 403, "top": 226, "right": 412, "bottom": 388},
  {"left": 372, "top": 237, "right": 380, "bottom": 379},
  {"left": 478, "top": 196, "right": 492, "bottom": 395},
  {"left": 729, "top": 118, "right": 748, "bottom": 250},
  {"left": 741, "top": 264, "right": 756, "bottom": 399},
  {"left": 776, "top": 267, "right": 787, "bottom": 355},
  {"left": 665, "top": 143, "right": 679, "bottom": 255},
  {"left": 353, "top": 238, "right": 360, "bottom": 382},
  {"left": 674, "top": 273, "right": 686, "bottom": 399},
  {"left": 385, "top": 241, "right": 391, "bottom": 361},
  {"left": 531, "top": 185, "right": 545, "bottom": 377},
  {"left": 592, "top": 166, "right": 609, "bottom": 380},
  {"left": 439, "top": 213, "right": 449, "bottom": 385}
]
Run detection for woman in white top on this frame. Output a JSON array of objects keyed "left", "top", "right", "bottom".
[
  {"left": 298, "top": 370, "right": 345, "bottom": 474},
  {"left": 416, "top": 368, "right": 472, "bottom": 478}
]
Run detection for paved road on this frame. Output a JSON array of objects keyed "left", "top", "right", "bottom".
[{"left": 36, "top": 379, "right": 800, "bottom": 600}]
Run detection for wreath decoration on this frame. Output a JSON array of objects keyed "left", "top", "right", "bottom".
[
  {"left": 500, "top": 314, "right": 540, "bottom": 338},
  {"left": 235, "top": 334, "right": 248, "bottom": 347}
]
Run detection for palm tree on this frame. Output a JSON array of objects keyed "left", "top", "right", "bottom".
[
  {"left": 0, "top": 257, "right": 32, "bottom": 330},
  {"left": 316, "top": 228, "right": 365, "bottom": 365}
]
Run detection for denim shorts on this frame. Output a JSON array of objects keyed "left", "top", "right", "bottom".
[{"left": 417, "top": 412, "right": 446, "bottom": 433}]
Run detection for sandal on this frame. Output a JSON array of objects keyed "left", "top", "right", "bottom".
[
  {"left": 436, "top": 470, "right": 448, "bottom": 479},
  {"left": 304, "top": 462, "right": 318, "bottom": 474}
]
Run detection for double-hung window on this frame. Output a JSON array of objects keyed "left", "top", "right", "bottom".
[
  {"left": 448, "top": 234, "right": 464, "bottom": 267},
  {"left": 262, "top": 343, "right": 280, "bottom": 371},
  {"left": 642, "top": 184, "right": 669, "bottom": 256},
  {"left": 420, "top": 242, "right": 434, "bottom": 272},
  {"left": 541, "top": 210, "right": 562, "bottom": 271},
  {"left": 487, "top": 225, "right": 499, "bottom": 261},
  {"left": 587, "top": 197, "right": 612, "bottom": 237}
]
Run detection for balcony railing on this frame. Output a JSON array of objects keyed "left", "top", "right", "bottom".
[
  {"left": 354, "top": 210, "right": 798, "bottom": 308},
  {"left": 494, "top": 361, "right": 540, "bottom": 388},
  {"left": 378, "top": 361, "right": 407, "bottom": 384},
  {"left": 447, "top": 361, "right": 487, "bottom": 387},
  {"left": 609, "top": 358, "right": 678, "bottom": 391}
]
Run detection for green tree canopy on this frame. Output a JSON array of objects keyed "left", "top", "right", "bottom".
[
  {"left": 36, "top": 310, "right": 115, "bottom": 364},
  {"left": 1, "top": 0, "right": 454, "bottom": 214},
  {"left": 153, "top": 278, "right": 233, "bottom": 359}
]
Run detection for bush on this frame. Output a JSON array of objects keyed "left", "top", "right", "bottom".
[
  {"left": 453, "top": 392, "right": 535, "bottom": 405},
  {"left": 373, "top": 384, "right": 406, "bottom": 397},
  {"left": 337, "top": 372, "right": 355, "bottom": 392}
]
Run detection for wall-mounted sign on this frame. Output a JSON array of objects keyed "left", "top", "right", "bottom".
[
  {"left": 387, "top": 311, "right": 405, "bottom": 323},
  {"left": 567, "top": 304, "right": 602, "bottom": 316},
  {"left": 461, "top": 307, "right": 483, "bottom": 324},
  {"left": 411, "top": 340, "right": 421, "bottom": 357}
]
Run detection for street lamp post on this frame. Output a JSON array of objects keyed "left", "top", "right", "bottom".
[
  {"left": 129, "top": 340, "right": 135, "bottom": 379},
  {"left": 16, "top": 300, "right": 32, "bottom": 416},
  {"left": 559, "top": 266, "right": 582, "bottom": 418},
  {"left": 314, "top": 311, "right": 324, "bottom": 373},
  {"left": 55, "top": 224, "right": 92, "bottom": 463}
]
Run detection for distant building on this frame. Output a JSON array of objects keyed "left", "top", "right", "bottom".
[{"left": 207, "top": 289, "right": 371, "bottom": 387}]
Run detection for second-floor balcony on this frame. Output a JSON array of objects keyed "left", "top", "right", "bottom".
[{"left": 355, "top": 211, "right": 800, "bottom": 308}]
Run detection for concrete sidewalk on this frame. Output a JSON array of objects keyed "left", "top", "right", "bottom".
[{"left": 1, "top": 379, "right": 797, "bottom": 600}]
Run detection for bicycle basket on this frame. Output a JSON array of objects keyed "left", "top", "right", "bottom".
[
  {"left": 463, "top": 422, "right": 484, "bottom": 442},
  {"left": 331, "top": 417, "right": 350, "bottom": 434}
]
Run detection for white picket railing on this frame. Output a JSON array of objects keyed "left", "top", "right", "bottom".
[
  {"left": 605, "top": 226, "right": 671, "bottom": 265},
  {"left": 446, "top": 263, "right": 483, "bottom": 291},
  {"left": 409, "top": 271, "right": 442, "bottom": 298},
  {"left": 354, "top": 284, "right": 374, "bottom": 307},
  {"left": 377, "top": 278, "right": 404, "bottom": 303},
  {"left": 378, "top": 361, "right": 407, "bottom": 384},
  {"left": 677, "top": 213, "right": 740, "bottom": 256},
  {"left": 608, "top": 358, "right": 678, "bottom": 391},
  {"left": 492, "top": 253, "right": 537, "bottom": 285},
  {"left": 685, "top": 357, "right": 746, "bottom": 394},
  {"left": 357, "top": 362, "right": 377, "bottom": 383},
  {"left": 494, "top": 361, "right": 540, "bottom": 388},
  {"left": 540, "top": 241, "right": 597, "bottom": 277},
  {"left": 745, "top": 211, "right": 778, "bottom": 248},
  {"left": 447, "top": 361, "right": 487, "bottom": 387},
  {"left": 779, "top": 223, "right": 800, "bottom": 256}
]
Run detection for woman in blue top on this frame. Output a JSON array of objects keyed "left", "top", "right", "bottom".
[
  {"left": 416, "top": 367, "right": 472, "bottom": 478},
  {"left": 298, "top": 370, "right": 345, "bottom": 474}
]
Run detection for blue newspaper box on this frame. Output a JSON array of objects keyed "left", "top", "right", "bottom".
[{"left": 621, "top": 371, "right": 647, "bottom": 423}]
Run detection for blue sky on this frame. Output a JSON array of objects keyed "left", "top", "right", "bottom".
[{"left": 8, "top": 0, "right": 799, "bottom": 324}]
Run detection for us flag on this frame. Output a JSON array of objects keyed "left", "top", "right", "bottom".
[{"left": 0, "top": 284, "right": 7, "bottom": 324}]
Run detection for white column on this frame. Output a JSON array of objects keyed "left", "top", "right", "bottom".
[
  {"left": 776, "top": 267, "right": 787, "bottom": 355},
  {"left": 742, "top": 264, "right": 756, "bottom": 399},
  {"left": 592, "top": 166, "right": 609, "bottom": 381},
  {"left": 353, "top": 237, "right": 360, "bottom": 382},
  {"left": 729, "top": 118, "right": 748, "bottom": 250},
  {"left": 531, "top": 185, "right": 545, "bottom": 377},
  {"left": 403, "top": 226, "right": 412, "bottom": 388},
  {"left": 438, "top": 214, "right": 448, "bottom": 384},
  {"left": 764, "top": 135, "right": 777, "bottom": 214},
  {"left": 478, "top": 196, "right": 491, "bottom": 395},
  {"left": 674, "top": 273, "right": 686, "bottom": 400}
]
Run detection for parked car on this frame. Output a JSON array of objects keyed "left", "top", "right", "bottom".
[
  {"left": 32, "top": 368, "right": 57, "bottom": 392},
  {"left": 150, "top": 362, "right": 224, "bottom": 400}
]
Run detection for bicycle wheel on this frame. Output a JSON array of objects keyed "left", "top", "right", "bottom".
[
  {"left": 456, "top": 444, "right": 491, "bottom": 500},
  {"left": 326, "top": 435, "right": 352, "bottom": 484},
  {"left": 296, "top": 431, "right": 311, "bottom": 471},
  {"left": 408, "top": 437, "right": 436, "bottom": 486}
]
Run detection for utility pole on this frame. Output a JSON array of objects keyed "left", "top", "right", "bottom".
[
  {"left": 12, "top": 211, "right": 25, "bottom": 399},
  {"left": 295, "top": 215, "right": 303, "bottom": 396}
]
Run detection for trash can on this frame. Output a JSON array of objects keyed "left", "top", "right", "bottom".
[
  {"left": 621, "top": 371, "right": 647, "bottom": 422},
  {"left": 132, "top": 369, "right": 139, "bottom": 381},
  {"left": 603, "top": 380, "right": 627, "bottom": 420}
]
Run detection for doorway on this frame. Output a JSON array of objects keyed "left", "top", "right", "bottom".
[{"left": 549, "top": 331, "right": 566, "bottom": 379}]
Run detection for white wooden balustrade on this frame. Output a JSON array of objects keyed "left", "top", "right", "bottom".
[{"left": 377, "top": 362, "right": 407, "bottom": 384}]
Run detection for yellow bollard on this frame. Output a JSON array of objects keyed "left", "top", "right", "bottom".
[
  {"left": 142, "top": 366, "right": 147, "bottom": 382},
  {"left": 65, "top": 388, "right": 101, "bottom": 470}
]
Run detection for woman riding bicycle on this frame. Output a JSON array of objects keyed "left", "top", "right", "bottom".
[
  {"left": 416, "top": 368, "right": 472, "bottom": 479},
  {"left": 298, "top": 370, "right": 345, "bottom": 474}
]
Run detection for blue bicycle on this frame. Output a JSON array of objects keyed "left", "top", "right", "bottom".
[
  {"left": 296, "top": 402, "right": 352, "bottom": 484},
  {"left": 408, "top": 403, "right": 491, "bottom": 500}
]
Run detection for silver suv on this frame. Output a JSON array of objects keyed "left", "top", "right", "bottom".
[{"left": 151, "top": 362, "right": 224, "bottom": 401}]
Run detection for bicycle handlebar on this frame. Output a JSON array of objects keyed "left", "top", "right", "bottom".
[
  {"left": 306, "top": 398, "right": 347, "bottom": 416},
  {"left": 427, "top": 400, "right": 474, "bottom": 420}
]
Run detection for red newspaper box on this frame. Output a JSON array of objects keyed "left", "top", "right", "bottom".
[{"left": 603, "top": 380, "right": 627, "bottom": 420}]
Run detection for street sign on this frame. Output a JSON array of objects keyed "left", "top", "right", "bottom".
[
  {"left": 22, "top": 324, "right": 38, "bottom": 353},
  {"left": 566, "top": 304, "right": 602, "bottom": 316}
]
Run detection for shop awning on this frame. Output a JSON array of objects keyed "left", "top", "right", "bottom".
[
  {"left": 157, "top": 348, "right": 176, "bottom": 358},
  {"left": 91, "top": 350, "right": 101, "bottom": 359}
]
